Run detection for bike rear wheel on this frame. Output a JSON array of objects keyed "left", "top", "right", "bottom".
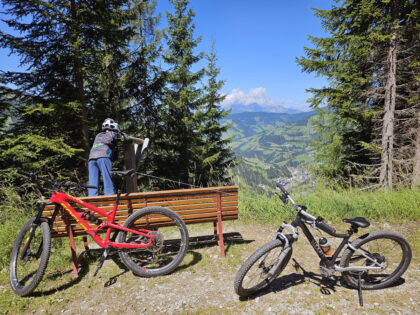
[
  {"left": 340, "top": 230, "right": 412, "bottom": 290},
  {"left": 9, "top": 218, "right": 51, "bottom": 296},
  {"left": 117, "top": 206, "right": 189, "bottom": 277},
  {"left": 234, "top": 239, "right": 292, "bottom": 297}
]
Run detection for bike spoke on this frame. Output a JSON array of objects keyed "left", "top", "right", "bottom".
[
  {"left": 118, "top": 208, "right": 188, "bottom": 276},
  {"left": 241, "top": 245, "right": 282, "bottom": 290}
]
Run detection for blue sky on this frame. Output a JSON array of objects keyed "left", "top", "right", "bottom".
[{"left": 0, "top": 0, "right": 332, "bottom": 113}]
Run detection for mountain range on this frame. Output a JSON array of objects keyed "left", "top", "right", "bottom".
[{"left": 226, "top": 103, "right": 304, "bottom": 115}]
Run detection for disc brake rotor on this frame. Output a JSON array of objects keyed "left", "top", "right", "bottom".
[{"left": 149, "top": 231, "right": 164, "bottom": 252}]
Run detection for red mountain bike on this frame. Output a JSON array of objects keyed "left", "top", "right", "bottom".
[{"left": 10, "top": 170, "right": 189, "bottom": 297}]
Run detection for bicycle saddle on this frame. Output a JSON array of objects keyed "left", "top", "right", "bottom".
[
  {"left": 112, "top": 169, "right": 135, "bottom": 177},
  {"left": 342, "top": 217, "right": 370, "bottom": 228}
]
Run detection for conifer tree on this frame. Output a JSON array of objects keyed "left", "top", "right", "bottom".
[
  {"left": 124, "top": 0, "right": 166, "bottom": 189},
  {"left": 196, "top": 42, "right": 235, "bottom": 185},
  {"left": 157, "top": 0, "right": 205, "bottom": 185}
]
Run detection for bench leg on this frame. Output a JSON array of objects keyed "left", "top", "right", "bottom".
[
  {"left": 66, "top": 224, "right": 79, "bottom": 278},
  {"left": 215, "top": 192, "right": 226, "bottom": 258},
  {"left": 213, "top": 222, "right": 226, "bottom": 258}
]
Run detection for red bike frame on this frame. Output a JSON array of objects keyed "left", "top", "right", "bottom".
[{"left": 50, "top": 191, "right": 154, "bottom": 249}]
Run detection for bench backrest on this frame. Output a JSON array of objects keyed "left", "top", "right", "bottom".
[{"left": 42, "top": 186, "right": 239, "bottom": 238}]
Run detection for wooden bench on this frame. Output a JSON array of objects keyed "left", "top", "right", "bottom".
[{"left": 42, "top": 186, "right": 239, "bottom": 276}]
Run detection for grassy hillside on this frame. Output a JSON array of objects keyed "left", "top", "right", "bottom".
[{"left": 222, "top": 111, "right": 317, "bottom": 191}]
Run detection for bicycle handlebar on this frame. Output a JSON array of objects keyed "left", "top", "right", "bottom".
[
  {"left": 276, "top": 179, "right": 317, "bottom": 221},
  {"left": 276, "top": 181, "right": 288, "bottom": 195}
]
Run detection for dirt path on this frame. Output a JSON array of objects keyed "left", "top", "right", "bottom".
[{"left": 2, "top": 221, "right": 419, "bottom": 314}]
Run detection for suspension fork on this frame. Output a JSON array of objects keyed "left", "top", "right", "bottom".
[
  {"left": 20, "top": 202, "right": 56, "bottom": 260},
  {"left": 258, "top": 222, "right": 298, "bottom": 275},
  {"left": 20, "top": 202, "right": 46, "bottom": 260}
]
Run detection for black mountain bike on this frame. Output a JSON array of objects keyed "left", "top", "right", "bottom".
[{"left": 234, "top": 181, "right": 412, "bottom": 305}]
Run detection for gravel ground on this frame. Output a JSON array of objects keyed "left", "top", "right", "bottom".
[{"left": 3, "top": 221, "right": 419, "bottom": 314}]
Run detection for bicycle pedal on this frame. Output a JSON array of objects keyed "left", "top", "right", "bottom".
[{"left": 94, "top": 246, "right": 110, "bottom": 277}]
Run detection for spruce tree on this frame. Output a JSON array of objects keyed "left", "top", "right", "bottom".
[
  {"left": 196, "top": 42, "right": 235, "bottom": 186},
  {"left": 157, "top": 0, "right": 205, "bottom": 185},
  {"left": 124, "top": 0, "right": 166, "bottom": 189}
]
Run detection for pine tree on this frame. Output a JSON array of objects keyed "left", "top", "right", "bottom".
[
  {"left": 157, "top": 0, "right": 205, "bottom": 185},
  {"left": 123, "top": 0, "right": 166, "bottom": 189},
  {"left": 196, "top": 41, "right": 235, "bottom": 186}
]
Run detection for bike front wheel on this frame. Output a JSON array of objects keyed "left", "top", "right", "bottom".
[
  {"left": 9, "top": 218, "right": 51, "bottom": 296},
  {"left": 117, "top": 206, "right": 189, "bottom": 277},
  {"left": 234, "top": 239, "right": 293, "bottom": 297},
  {"left": 340, "top": 230, "right": 412, "bottom": 290}
]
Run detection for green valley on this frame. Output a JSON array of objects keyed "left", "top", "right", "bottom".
[{"left": 222, "top": 111, "right": 318, "bottom": 191}]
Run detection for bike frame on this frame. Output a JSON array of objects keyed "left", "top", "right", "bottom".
[
  {"left": 45, "top": 190, "right": 154, "bottom": 249},
  {"left": 288, "top": 212, "right": 351, "bottom": 268},
  {"left": 275, "top": 198, "right": 385, "bottom": 273}
]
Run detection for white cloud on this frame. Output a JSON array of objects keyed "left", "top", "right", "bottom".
[
  {"left": 221, "top": 87, "right": 309, "bottom": 112},
  {"left": 222, "top": 87, "right": 274, "bottom": 107}
]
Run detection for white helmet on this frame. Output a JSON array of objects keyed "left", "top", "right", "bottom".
[{"left": 102, "top": 118, "right": 120, "bottom": 132}]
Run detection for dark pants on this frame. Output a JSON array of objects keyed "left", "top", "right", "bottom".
[{"left": 88, "top": 158, "right": 114, "bottom": 196}]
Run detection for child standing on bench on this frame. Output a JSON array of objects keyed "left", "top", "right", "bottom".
[{"left": 88, "top": 118, "right": 130, "bottom": 196}]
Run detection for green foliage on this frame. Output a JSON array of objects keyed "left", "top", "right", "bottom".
[
  {"left": 194, "top": 41, "right": 235, "bottom": 186},
  {"left": 0, "top": 0, "right": 135, "bottom": 179},
  {"left": 296, "top": 0, "right": 420, "bottom": 187},
  {"left": 152, "top": 0, "right": 233, "bottom": 187},
  {"left": 0, "top": 0, "right": 235, "bottom": 190},
  {"left": 239, "top": 185, "right": 420, "bottom": 224},
  {"left": 0, "top": 180, "right": 40, "bottom": 268}
]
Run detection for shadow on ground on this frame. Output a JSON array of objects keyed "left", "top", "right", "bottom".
[
  {"left": 32, "top": 232, "right": 250, "bottom": 293},
  {"left": 32, "top": 261, "right": 90, "bottom": 297},
  {"left": 239, "top": 258, "right": 406, "bottom": 302}
]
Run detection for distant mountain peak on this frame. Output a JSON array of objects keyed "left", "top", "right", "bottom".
[{"left": 226, "top": 103, "right": 304, "bottom": 114}]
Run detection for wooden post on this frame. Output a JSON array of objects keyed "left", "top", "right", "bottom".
[
  {"left": 124, "top": 141, "right": 137, "bottom": 193},
  {"left": 123, "top": 137, "right": 149, "bottom": 193}
]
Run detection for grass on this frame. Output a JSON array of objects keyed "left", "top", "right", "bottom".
[{"left": 238, "top": 185, "right": 420, "bottom": 224}]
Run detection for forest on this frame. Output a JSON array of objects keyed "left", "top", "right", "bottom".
[{"left": 0, "top": 0, "right": 234, "bottom": 192}]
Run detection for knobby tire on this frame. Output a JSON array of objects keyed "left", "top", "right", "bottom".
[
  {"left": 234, "top": 239, "right": 292, "bottom": 297},
  {"left": 117, "top": 206, "right": 189, "bottom": 277},
  {"left": 9, "top": 218, "right": 51, "bottom": 297},
  {"left": 340, "top": 230, "right": 412, "bottom": 290}
]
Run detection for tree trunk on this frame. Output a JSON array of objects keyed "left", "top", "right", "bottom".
[
  {"left": 71, "top": 0, "right": 90, "bottom": 174},
  {"left": 412, "top": 112, "right": 420, "bottom": 188},
  {"left": 379, "top": 30, "right": 398, "bottom": 189}
]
